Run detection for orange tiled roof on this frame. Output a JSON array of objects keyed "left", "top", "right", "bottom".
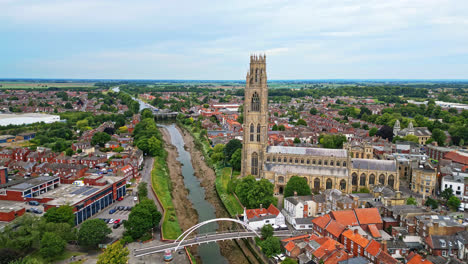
[
  {"left": 312, "top": 214, "right": 331, "bottom": 229},
  {"left": 245, "top": 204, "right": 280, "bottom": 220},
  {"left": 282, "top": 234, "right": 310, "bottom": 242},
  {"left": 354, "top": 208, "right": 383, "bottom": 225},
  {"left": 325, "top": 220, "right": 346, "bottom": 238},
  {"left": 365, "top": 239, "right": 381, "bottom": 257},
  {"left": 368, "top": 224, "right": 381, "bottom": 238},
  {"left": 342, "top": 229, "right": 370, "bottom": 248},
  {"left": 445, "top": 151, "right": 468, "bottom": 165},
  {"left": 313, "top": 237, "right": 343, "bottom": 258},
  {"left": 378, "top": 251, "right": 399, "bottom": 264},
  {"left": 323, "top": 250, "right": 350, "bottom": 264},
  {"left": 267, "top": 204, "right": 280, "bottom": 215},
  {"left": 284, "top": 241, "right": 296, "bottom": 252},
  {"left": 331, "top": 210, "right": 359, "bottom": 226}
]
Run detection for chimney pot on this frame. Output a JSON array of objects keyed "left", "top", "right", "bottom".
[
  {"left": 354, "top": 229, "right": 358, "bottom": 234},
  {"left": 260, "top": 204, "right": 263, "bottom": 209},
  {"left": 294, "top": 191, "right": 298, "bottom": 197}
]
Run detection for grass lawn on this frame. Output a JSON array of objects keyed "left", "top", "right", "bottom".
[
  {"left": 151, "top": 155, "right": 182, "bottom": 240},
  {"left": 30, "top": 249, "right": 85, "bottom": 263}
]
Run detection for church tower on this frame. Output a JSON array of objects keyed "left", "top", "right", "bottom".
[{"left": 241, "top": 55, "right": 268, "bottom": 177}]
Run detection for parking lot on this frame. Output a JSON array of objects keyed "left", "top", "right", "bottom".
[{"left": 83, "top": 194, "right": 138, "bottom": 240}]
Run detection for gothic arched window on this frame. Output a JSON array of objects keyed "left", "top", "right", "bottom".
[
  {"left": 257, "top": 124, "right": 261, "bottom": 142},
  {"left": 250, "top": 124, "right": 254, "bottom": 142},
  {"left": 251, "top": 92, "right": 260, "bottom": 112},
  {"left": 251, "top": 152, "right": 258, "bottom": 175}
]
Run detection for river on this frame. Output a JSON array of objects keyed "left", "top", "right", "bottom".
[{"left": 161, "top": 124, "right": 228, "bottom": 264}]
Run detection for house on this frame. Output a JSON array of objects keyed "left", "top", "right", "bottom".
[
  {"left": 406, "top": 252, "right": 433, "bottom": 264},
  {"left": 243, "top": 204, "right": 285, "bottom": 230}
]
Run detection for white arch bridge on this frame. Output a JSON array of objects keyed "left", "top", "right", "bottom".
[{"left": 133, "top": 218, "right": 295, "bottom": 258}]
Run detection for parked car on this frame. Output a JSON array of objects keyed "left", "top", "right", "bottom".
[
  {"left": 113, "top": 223, "right": 120, "bottom": 229},
  {"left": 109, "top": 219, "right": 115, "bottom": 224},
  {"left": 117, "top": 197, "right": 124, "bottom": 201},
  {"left": 279, "top": 224, "right": 288, "bottom": 230},
  {"left": 125, "top": 206, "right": 131, "bottom": 211},
  {"left": 118, "top": 206, "right": 124, "bottom": 211},
  {"left": 109, "top": 209, "right": 116, "bottom": 214},
  {"left": 114, "top": 219, "right": 121, "bottom": 224},
  {"left": 28, "top": 201, "right": 39, "bottom": 206}
]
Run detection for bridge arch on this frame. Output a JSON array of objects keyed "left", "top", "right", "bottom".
[{"left": 174, "top": 218, "right": 260, "bottom": 252}]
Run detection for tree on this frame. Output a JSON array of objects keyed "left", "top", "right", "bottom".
[
  {"left": 39, "top": 232, "right": 66, "bottom": 260},
  {"left": 448, "top": 196, "right": 461, "bottom": 211},
  {"left": 309, "top": 108, "right": 318, "bottom": 115},
  {"left": 278, "top": 124, "right": 286, "bottom": 131},
  {"left": 224, "top": 139, "right": 242, "bottom": 162},
  {"left": 319, "top": 134, "right": 347, "bottom": 148},
  {"left": 91, "top": 132, "right": 111, "bottom": 147},
  {"left": 376, "top": 125, "right": 393, "bottom": 141},
  {"left": 369, "top": 127, "right": 378, "bottom": 137},
  {"left": 260, "top": 236, "right": 281, "bottom": 257},
  {"left": 235, "top": 176, "right": 276, "bottom": 209},
  {"left": 8, "top": 256, "right": 44, "bottom": 264},
  {"left": 431, "top": 128, "right": 447, "bottom": 146},
  {"left": 441, "top": 188, "right": 454, "bottom": 200},
  {"left": 425, "top": 197, "right": 439, "bottom": 209},
  {"left": 137, "top": 182, "right": 148, "bottom": 199},
  {"left": 138, "top": 198, "right": 162, "bottom": 228},
  {"left": 78, "top": 219, "right": 112, "bottom": 248},
  {"left": 0, "top": 248, "right": 21, "bottom": 264},
  {"left": 65, "top": 148, "right": 74, "bottom": 156},
  {"left": 284, "top": 176, "right": 312, "bottom": 197},
  {"left": 230, "top": 148, "right": 242, "bottom": 171},
  {"left": 147, "top": 136, "right": 163, "bottom": 157},
  {"left": 402, "top": 135, "right": 419, "bottom": 144},
  {"left": 293, "top": 137, "right": 301, "bottom": 144},
  {"left": 406, "top": 197, "right": 417, "bottom": 205},
  {"left": 272, "top": 124, "right": 278, "bottom": 131},
  {"left": 43, "top": 205, "right": 75, "bottom": 226},
  {"left": 64, "top": 102, "right": 73, "bottom": 109},
  {"left": 296, "top": 119, "right": 307, "bottom": 126},
  {"left": 211, "top": 144, "right": 225, "bottom": 163},
  {"left": 141, "top": 108, "right": 153, "bottom": 119},
  {"left": 351, "top": 122, "right": 360, "bottom": 128},
  {"left": 261, "top": 224, "right": 274, "bottom": 240},
  {"left": 282, "top": 258, "right": 298, "bottom": 264},
  {"left": 97, "top": 242, "right": 129, "bottom": 264}
]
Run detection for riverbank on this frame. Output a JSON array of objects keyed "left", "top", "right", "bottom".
[
  {"left": 178, "top": 125, "right": 258, "bottom": 264},
  {"left": 159, "top": 127, "right": 200, "bottom": 254}
]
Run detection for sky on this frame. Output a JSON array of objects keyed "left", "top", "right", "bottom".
[{"left": 1, "top": 0, "right": 467, "bottom": 80}]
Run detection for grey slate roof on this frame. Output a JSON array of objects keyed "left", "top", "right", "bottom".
[
  {"left": 338, "top": 257, "right": 369, "bottom": 264},
  {"left": 266, "top": 146, "right": 347, "bottom": 158},
  {"left": 285, "top": 195, "right": 314, "bottom": 206},
  {"left": 264, "top": 163, "right": 348, "bottom": 177},
  {"left": 352, "top": 158, "right": 397, "bottom": 172}
]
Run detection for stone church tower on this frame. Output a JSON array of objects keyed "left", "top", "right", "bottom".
[{"left": 241, "top": 55, "right": 268, "bottom": 177}]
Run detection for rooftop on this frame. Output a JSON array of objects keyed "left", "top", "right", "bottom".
[
  {"left": 265, "top": 163, "right": 348, "bottom": 177},
  {"left": 7, "top": 176, "right": 59, "bottom": 191},
  {"left": 266, "top": 146, "right": 347, "bottom": 158},
  {"left": 351, "top": 158, "right": 397, "bottom": 172}
]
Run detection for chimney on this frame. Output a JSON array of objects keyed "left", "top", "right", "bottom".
[
  {"left": 381, "top": 240, "right": 388, "bottom": 252},
  {"left": 294, "top": 191, "right": 298, "bottom": 197},
  {"left": 260, "top": 204, "right": 263, "bottom": 209},
  {"left": 354, "top": 229, "right": 359, "bottom": 235}
]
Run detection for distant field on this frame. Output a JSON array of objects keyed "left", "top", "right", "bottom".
[{"left": 0, "top": 82, "right": 95, "bottom": 89}]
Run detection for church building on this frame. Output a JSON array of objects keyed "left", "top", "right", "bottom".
[{"left": 241, "top": 55, "right": 398, "bottom": 194}]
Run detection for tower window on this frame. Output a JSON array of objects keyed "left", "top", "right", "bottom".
[
  {"left": 251, "top": 152, "right": 258, "bottom": 175},
  {"left": 257, "top": 124, "right": 261, "bottom": 142},
  {"left": 251, "top": 92, "right": 260, "bottom": 112},
  {"left": 250, "top": 124, "right": 254, "bottom": 142}
]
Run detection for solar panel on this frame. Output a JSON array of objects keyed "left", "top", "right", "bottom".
[
  {"left": 72, "top": 186, "right": 91, "bottom": 195},
  {"left": 82, "top": 188, "right": 98, "bottom": 196}
]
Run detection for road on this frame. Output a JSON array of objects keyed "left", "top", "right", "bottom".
[
  {"left": 133, "top": 230, "right": 294, "bottom": 257},
  {"left": 140, "top": 157, "right": 163, "bottom": 212}
]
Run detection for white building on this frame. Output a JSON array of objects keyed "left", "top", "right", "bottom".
[
  {"left": 282, "top": 195, "right": 317, "bottom": 230},
  {"left": 0, "top": 113, "right": 60, "bottom": 126},
  {"left": 243, "top": 204, "right": 285, "bottom": 230},
  {"left": 441, "top": 171, "right": 468, "bottom": 210}
]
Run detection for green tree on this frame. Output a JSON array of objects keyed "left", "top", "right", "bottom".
[
  {"left": 260, "top": 236, "right": 281, "bottom": 257},
  {"left": 76, "top": 119, "right": 89, "bottom": 130},
  {"left": 272, "top": 124, "right": 278, "bottom": 131},
  {"left": 8, "top": 256, "right": 44, "bottom": 264},
  {"left": 138, "top": 198, "right": 162, "bottom": 228},
  {"left": 278, "top": 125, "right": 286, "bottom": 131},
  {"left": 141, "top": 108, "right": 154, "bottom": 119},
  {"left": 39, "top": 232, "right": 66, "bottom": 260},
  {"left": 64, "top": 102, "right": 73, "bottom": 109},
  {"left": 65, "top": 148, "right": 74, "bottom": 156},
  {"left": 431, "top": 128, "right": 447, "bottom": 146},
  {"left": 137, "top": 182, "right": 148, "bottom": 199},
  {"left": 402, "top": 134, "right": 420, "bottom": 144},
  {"left": 78, "top": 219, "right": 112, "bottom": 248},
  {"left": 351, "top": 122, "right": 361, "bottom": 128},
  {"left": 369, "top": 127, "right": 378, "bottom": 137},
  {"left": 282, "top": 258, "right": 298, "bottom": 264},
  {"left": 425, "top": 197, "right": 439, "bottom": 209},
  {"left": 124, "top": 206, "right": 152, "bottom": 240},
  {"left": 406, "top": 197, "right": 417, "bottom": 205},
  {"left": 230, "top": 148, "right": 242, "bottom": 171},
  {"left": 224, "top": 139, "right": 242, "bottom": 162},
  {"left": 235, "top": 176, "right": 276, "bottom": 209},
  {"left": 147, "top": 136, "right": 163, "bottom": 157},
  {"left": 261, "top": 224, "right": 274, "bottom": 239},
  {"left": 97, "top": 242, "right": 129, "bottom": 264},
  {"left": 441, "top": 188, "right": 454, "bottom": 200},
  {"left": 448, "top": 196, "right": 461, "bottom": 211},
  {"left": 91, "top": 132, "right": 111, "bottom": 147},
  {"left": 309, "top": 108, "right": 318, "bottom": 115},
  {"left": 296, "top": 119, "right": 307, "bottom": 126},
  {"left": 319, "top": 134, "right": 347, "bottom": 148},
  {"left": 293, "top": 137, "right": 300, "bottom": 144},
  {"left": 43, "top": 205, "right": 75, "bottom": 226},
  {"left": 284, "top": 176, "right": 312, "bottom": 197}
]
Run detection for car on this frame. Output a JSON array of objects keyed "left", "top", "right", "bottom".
[
  {"left": 114, "top": 219, "right": 121, "bottom": 224},
  {"left": 279, "top": 224, "right": 288, "bottom": 230},
  {"left": 32, "top": 209, "right": 42, "bottom": 214},
  {"left": 28, "top": 201, "right": 39, "bottom": 206},
  {"left": 118, "top": 206, "right": 124, "bottom": 211},
  {"left": 272, "top": 224, "right": 279, "bottom": 231},
  {"left": 117, "top": 197, "right": 124, "bottom": 201},
  {"left": 133, "top": 196, "right": 138, "bottom": 201},
  {"left": 105, "top": 218, "right": 111, "bottom": 223},
  {"left": 278, "top": 254, "right": 286, "bottom": 261},
  {"left": 26, "top": 208, "right": 32, "bottom": 213},
  {"left": 109, "top": 219, "right": 115, "bottom": 224},
  {"left": 113, "top": 223, "right": 121, "bottom": 229},
  {"left": 109, "top": 209, "right": 116, "bottom": 214},
  {"left": 126, "top": 206, "right": 131, "bottom": 211}
]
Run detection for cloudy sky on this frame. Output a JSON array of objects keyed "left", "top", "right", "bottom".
[{"left": 1, "top": 0, "right": 467, "bottom": 79}]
